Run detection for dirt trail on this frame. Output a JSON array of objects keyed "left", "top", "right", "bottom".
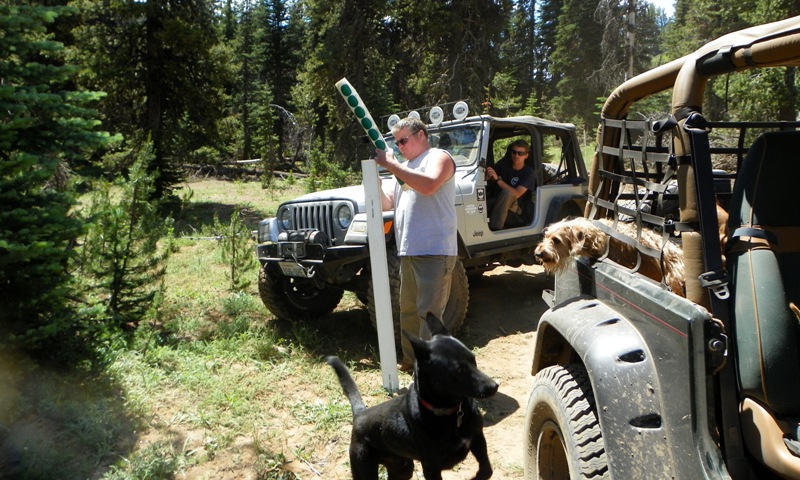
[
  {"left": 439, "top": 264, "right": 552, "bottom": 479},
  {"left": 170, "top": 264, "right": 552, "bottom": 480},
  {"left": 315, "top": 264, "right": 553, "bottom": 479}
]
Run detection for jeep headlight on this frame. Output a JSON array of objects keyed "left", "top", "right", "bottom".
[
  {"left": 278, "top": 207, "right": 292, "bottom": 230},
  {"left": 336, "top": 204, "right": 353, "bottom": 229}
]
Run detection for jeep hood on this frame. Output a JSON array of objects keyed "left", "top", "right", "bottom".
[{"left": 286, "top": 185, "right": 367, "bottom": 209}]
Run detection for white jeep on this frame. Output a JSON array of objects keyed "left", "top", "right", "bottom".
[{"left": 255, "top": 105, "right": 588, "bottom": 330}]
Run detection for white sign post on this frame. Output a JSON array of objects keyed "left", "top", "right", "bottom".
[
  {"left": 361, "top": 160, "right": 399, "bottom": 393},
  {"left": 335, "top": 77, "right": 399, "bottom": 393}
]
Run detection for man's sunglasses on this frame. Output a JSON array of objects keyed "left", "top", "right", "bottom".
[
  {"left": 511, "top": 150, "right": 528, "bottom": 156},
  {"left": 396, "top": 132, "right": 417, "bottom": 146}
]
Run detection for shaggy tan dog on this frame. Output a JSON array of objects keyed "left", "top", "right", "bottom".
[
  {"left": 535, "top": 217, "right": 686, "bottom": 296},
  {"left": 717, "top": 203, "right": 729, "bottom": 267}
]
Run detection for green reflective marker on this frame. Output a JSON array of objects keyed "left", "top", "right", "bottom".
[
  {"left": 335, "top": 78, "right": 404, "bottom": 184},
  {"left": 335, "top": 78, "right": 385, "bottom": 152}
]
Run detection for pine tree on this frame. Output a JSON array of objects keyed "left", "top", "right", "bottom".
[
  {"left": 0, "top": 5, "right": 113, "bottom": 351},
  {"left": 69, "top": 0, "right": 226, "bottom": 197},
  {"left": 217, "top": 206, "right": 257, "bottom": 293},
  {"left": 493, "top": 0, "right": 533, "bottom": 115},
  {"left": 79, "top": 143, "right": 173, "bottom": 331},
  {"left": 550, "top": 0, "right": 605, "bottom": 128},
  {"left": 292, "top": 0, "right": 395, "bottom": 169},
  {"left": 528, "top": 0, "right": 564, "bottom": 116}
]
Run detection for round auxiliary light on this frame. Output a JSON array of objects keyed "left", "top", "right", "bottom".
[
  {"left": 408, "top": 111, "right": 420, "bottom": 120},
  {"left": 429, "top": 106, "right": 444, "bottom": 126},
  {"left": 387, "top": 114, "right": 400, "bottom": 130},
  {"left": 453, "top": 101, "right": 469, "bottom": 121}
]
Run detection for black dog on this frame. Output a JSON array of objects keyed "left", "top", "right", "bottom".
[{"left": 326, "top": 313, "right": 498, "bottom": 480}]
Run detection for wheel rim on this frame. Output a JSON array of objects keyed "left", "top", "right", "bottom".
[
  {"left": 537, "top": 420, "right": 569, "bottom": 479},
  {"left": 283, "top": 277, "right": 325, "bottom": 306}
]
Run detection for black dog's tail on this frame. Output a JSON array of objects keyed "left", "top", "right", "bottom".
[{"left": 325, "top": 356, "right": 366, "bottom": 416}]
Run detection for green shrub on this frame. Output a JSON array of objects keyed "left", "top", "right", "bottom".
[
  {"left": 77, "top": 143, "right": 174, "bottom": 334},
  {"left": 216, "top": 206, "right": 257, "bottom": 292}
]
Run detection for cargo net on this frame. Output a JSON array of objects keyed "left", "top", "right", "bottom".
[
  {"left": 588, "top": 118, "right": 800, "bottom": 251},
  {"left": 588, "top": 118, "right": 681, "bottom": 249}
]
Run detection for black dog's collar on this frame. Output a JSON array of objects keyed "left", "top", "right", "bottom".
[{"left": 418, "top": 397, "right": 464, "bottom": 427}]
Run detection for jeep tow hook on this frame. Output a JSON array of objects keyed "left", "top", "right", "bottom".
[{"left": 293, "top": 261, "right": 325, "bottom": 289}]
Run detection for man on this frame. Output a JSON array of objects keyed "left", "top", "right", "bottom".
[
  {"left": 485, "top": 140, "right": 536, "bottom": 230},
  {"left": 374, "top": 117, "right": 457, "bottom": 372}
]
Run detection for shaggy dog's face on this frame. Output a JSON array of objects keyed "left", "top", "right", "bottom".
[
  {"left": 535, "top": 216, "right": 688, "bottom": 297},
  {"left": 535, "top": 220, "right": 586, "bottom": 273}
]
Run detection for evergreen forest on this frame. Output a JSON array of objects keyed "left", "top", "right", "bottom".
[{"left": 2, "top": 0, "right": 800, "bottom": 361}]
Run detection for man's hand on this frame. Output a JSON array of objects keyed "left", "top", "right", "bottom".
[
  {"left": 374, "top": 148, "right": 395, "bottom": 170},
  {"left": 486, "top": 166, "right": 499, "bottom": 182}
]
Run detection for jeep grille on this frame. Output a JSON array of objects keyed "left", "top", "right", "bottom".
[
  {"left": 291, "top": 203, "right": 334, "bottom": 235},
  {"left": 281, "top": 201, "right": 353, "bottom": 244}
]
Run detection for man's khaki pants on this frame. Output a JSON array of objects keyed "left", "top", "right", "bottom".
[
  {"left": 489, "top": 189, "right": 520, "bottom": 230},
  {"left": 398, "top": 255, "right": 457, "bottom": 365}
]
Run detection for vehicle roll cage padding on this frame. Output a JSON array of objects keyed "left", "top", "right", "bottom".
[{"left": 590, "top": 16, "right": 800, "bottom": 223}]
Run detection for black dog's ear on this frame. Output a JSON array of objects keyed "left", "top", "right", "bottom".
[
  {"left": 424, "top": 312, "right": 449, "bottom": 337},
  {"left": 403, "top": 330, "right": 432, "bottom": 361}
]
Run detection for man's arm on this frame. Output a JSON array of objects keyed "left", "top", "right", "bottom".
[
  {"left": 497, "top": 179, "right": 528, "bottom": 199},
  {"left": 379, "top": 177, "right": 394, "bottom": 211},
  {"left": 486, "top": 164, "right": 531, "bottom": 199},
  {"left": 375, "top": 148, "right": 454, "bottom": 196}
]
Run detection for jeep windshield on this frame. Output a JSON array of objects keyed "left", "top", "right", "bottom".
[{"left": 384, "top": 124, "right": 482, "bottom": 167}]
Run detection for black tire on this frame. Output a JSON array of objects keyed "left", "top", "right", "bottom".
[
  {"left": 524, "top": 364, "right": 609, "bottom": 480},
  {"left": 545, "top": 202, "right": 584, "bottom": 228},
  {"left": 368, "top": 255, "right": 469, "bottom": 335},
  {"left": 258, "top": 263, "right": 344, "bottom": 320},
  {"left": 558, "top": 202, "right": 582, "bottom": 219}
]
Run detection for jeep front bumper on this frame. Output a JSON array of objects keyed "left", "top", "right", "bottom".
[{"left": 256, "top": 232, "right": 369, "bottom": 281}]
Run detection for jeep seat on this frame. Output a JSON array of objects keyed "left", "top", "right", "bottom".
[{"left": 727, "top": 130, "right": 800, "bottom": 477}]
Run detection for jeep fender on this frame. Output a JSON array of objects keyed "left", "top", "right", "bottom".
[
  {"left": 532, "top": 295, "right": 684, "bottom": 479},
  {"left": 259, "top": 217, "right": 280, "bottom": 243},
  {"left": 343, "top": 211, "right": 395, "bottom": 245}
]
